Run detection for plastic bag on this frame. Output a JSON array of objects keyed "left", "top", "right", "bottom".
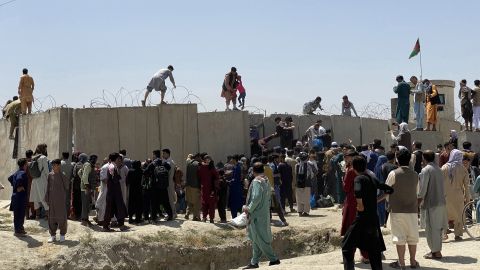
[
  {"left": 231, "top": 212, "right": 248, "bottom": 228},
  {"left": 310, "top": 194, "right": 317, "bottom": 208}
]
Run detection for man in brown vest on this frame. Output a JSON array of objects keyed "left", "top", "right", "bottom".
[{"left": 386, "top": 148, "right": 420, "bottom": 269}]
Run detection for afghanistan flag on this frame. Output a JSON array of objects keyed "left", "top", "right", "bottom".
[{"left": 409, "top": 38, "right": 420, "bottom": 59}]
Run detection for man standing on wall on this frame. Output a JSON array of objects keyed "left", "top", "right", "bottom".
[
  {"left": 142, "top": 65, "right": 176, "bottom": 107},
  {"left": 410, "top": 76, "right": 425, "bottom": 131},
  {"left": 221, "top": 67, "right": 239, "bottom": 111},
  {"left": 394, "top": 75, "right": 411, "bottom": 125},
  {"left": 18, "top": 68, "right": 35, "bottom": 115}
]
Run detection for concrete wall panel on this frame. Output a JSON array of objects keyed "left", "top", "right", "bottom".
[
  {"left": 159, "top": 104, "right": 198, "bottom": 173},
  {"left": 360, "top": 117, "right": 389, "bottom": 145},
  {"left": 384, "top": 130, "right": 443, "bottom": 152},
  {"left": 331, "top": 115, "right": 362, "bottom": 146},
  {"left": 198, "top": 111, "right": 249, "bottom": 164},
  {"left": 19, "top": 108, "right": 72, "bottom": 159},
  {"left": 0, "top": 119, "right": 18, "bottom": 199},
  {"left": 73, "top": 108, "right": 120, "bottom": 162},
  {"left": 117, "top": 107, "right": 160, "bottom": 162},
  {"left": 438, "top": 120, "right": 461, "bottom": 143},
  {"left": 458, "top": 131, "right": 480, "bottom": 153}
]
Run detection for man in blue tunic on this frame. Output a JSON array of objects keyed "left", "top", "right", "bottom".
[
  {"left": 9, "top": 158, "right": 29, "bottom": 237},
  {"left": 394, "top": 75, "right": 411, "bottom": 125}
]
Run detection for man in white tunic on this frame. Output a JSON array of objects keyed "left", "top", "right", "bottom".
[
  {"left": 418, "top": 150, "right": 447, "bottom": 259},
  {"left": 29, "top": 144, "right": 50, "bottom": 218},
  {"left": 95, "top": 157, "right": 111, "bottom": 225}
]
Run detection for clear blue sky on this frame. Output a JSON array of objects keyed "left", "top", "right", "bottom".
[{"left": 1, "top": 0, "right": 478, "bottom": 116}]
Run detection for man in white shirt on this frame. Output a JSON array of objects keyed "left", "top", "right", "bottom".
[
  {"left": 142, "top": 65, "right": 176, "bottom": 106},
  {"left": 305, "top": 120, "right": 326, "bottom": 147},
  {"left": 410, "top": 76, "right": 426, "bottom": 131}
]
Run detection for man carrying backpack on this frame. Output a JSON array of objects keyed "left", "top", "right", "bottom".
[
  {"left": 144, "top": 150, "right": 173, "bottom": 222},
  {"left": 29, "top": 143, "right": 49, "bottom": 220}
]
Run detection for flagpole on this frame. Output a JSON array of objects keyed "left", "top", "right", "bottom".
[{"left": 419, "top": 49, "right": 423, "bottom": 81}]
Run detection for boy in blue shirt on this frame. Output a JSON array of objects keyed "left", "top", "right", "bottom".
[{"left": 8, "top": 158, "right": 29, "bottom": 237}]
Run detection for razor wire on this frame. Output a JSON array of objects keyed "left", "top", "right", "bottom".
[
  {"left": 88, "top": 85, "right": 209, "bottom": 112},
  {"left": 0, "top": 91, "right": 462, "bottom": 122}
]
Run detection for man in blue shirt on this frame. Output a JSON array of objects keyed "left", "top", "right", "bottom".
[{"left": 9, "top": 158, "right": 29, "bottom": 237}]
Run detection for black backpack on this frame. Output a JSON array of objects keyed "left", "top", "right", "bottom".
[
  {"left": 414, "top": 150, "right": 423, "bottom": 174},
  {"left": 28, "top": 155, "right": 43, "bottom": 178},
  {"left": 296, "top": 163, "right": 308, "bottom": 188},
  {"left": 153, "top": 162, "right": 170, "bottom": 189}
]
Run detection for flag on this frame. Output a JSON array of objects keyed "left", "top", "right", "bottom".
[{"left": 409, "top": 38, "right": 420, "bottom": 59}]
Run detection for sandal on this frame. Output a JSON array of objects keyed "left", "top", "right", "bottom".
[
  {"left": 424, "top": 252, "right": 442, "bottom": 260},
  {"left": 410, "top": 260, "right": 420, "bottom": 268},
  {"left": 389, "top": 261, "right": 406, "bottom": 269}
]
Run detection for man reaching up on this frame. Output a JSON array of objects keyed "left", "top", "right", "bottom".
[{"left": 142, "top": 65, "right": 176, "bottom": 106}]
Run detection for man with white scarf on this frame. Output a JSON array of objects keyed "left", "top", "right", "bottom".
[
  {"left": 390, "top": 122, "right": 412, "bottom": 152},
  {"left": 295, "top": 152, "right": 316, "bottom": 216},
  {"left": 441, "top": 149, "right": 471, "bottom": 241}
]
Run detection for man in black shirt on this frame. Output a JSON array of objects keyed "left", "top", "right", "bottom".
[{"left": 341, "top": 156, "right": 393, "bottom": 270}]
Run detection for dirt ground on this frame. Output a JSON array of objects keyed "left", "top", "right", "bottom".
[
  {"left": 0, "top": 200, "right": 340, "bottom": 270},
  {"left": 234, "top": 216, "right": 480, "bottom": 270},
  {"left": 1, "top": 199, "right": 478, "bottom": 270}
]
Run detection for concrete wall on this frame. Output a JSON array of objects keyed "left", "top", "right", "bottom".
[
  {"left": 19, "top": 108, "right": 73, "bottom": 159},
  {"left": 331, "top": 115, "right": 362, "bottom": 146},
  {"left": 0, "top": 109, "right": 73, "bottom": 199},
  {"left": 0, "top": 119, "right": 18, "bottom": 199},
  {"left": 458, "top": 131, "right": 480, "bottom": 153},
  {"left": 158, "top": 104, "right": 199, "bottom": 173},
  {"left": 384, "top": 130, "right": 444, "bottom": 152},
  {"left": 360, "top": 117, "right": 389, "bottom": 145},
  {"left": 73, "top": 108, "right": 121, "bottom": 162},
  {"left": 432, "top": 80, "right": 455, "bottom": 121},
  {"left": 73, "top": 105, "right": 198, "bottom": 173},
  {"left": 198, "top": 111, "right": 250, "bottom": 164},
  {"left": 0, "top": 101, "right": 474, "bottom": 200}
]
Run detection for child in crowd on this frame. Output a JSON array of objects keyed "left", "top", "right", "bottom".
[
  {"left": 176, "top": 182, "right": 186, "bottom": 214},
  {"left": 237, "top": 75, "right": 246, "bottom": 110},
  {"left": 9, "top": 158, "right": 29, "bottom": 237},
  {"left": 45, "top": 159, "right": 70, "bottom": 243}
]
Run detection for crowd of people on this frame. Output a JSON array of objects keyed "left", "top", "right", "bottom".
[
  {"left": 5, "top": 113, "right": 480, "bottom": 269},
  {"left": 340, "top": 137, "right": 480, "bottom": 269},
  {"left": 3, "top": 69, "right": 480, "bottom": 268}
]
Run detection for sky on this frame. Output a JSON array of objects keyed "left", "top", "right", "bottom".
[{"left": 1, "top": 0, "right": 479, "bottom": 116}]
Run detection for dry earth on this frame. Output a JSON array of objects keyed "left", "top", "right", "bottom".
[
  {"left": 0, "top": 200, "right": 339, "bottom": 270},
  {"left": 1, "top": 199, "right": 478, "bottom": 270}
]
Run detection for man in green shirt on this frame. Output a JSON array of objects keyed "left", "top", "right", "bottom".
[
  {"left": 394, "top": 75, "right": 411, "bottom": 125},
  {"left": 242, "top": 162, "right": 280, "bottom": 269}
]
